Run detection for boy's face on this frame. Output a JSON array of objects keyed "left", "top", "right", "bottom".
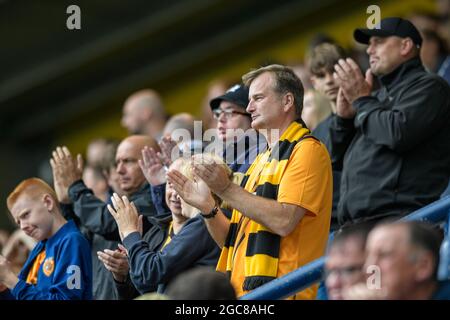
[
  {"left": 311, "top": 68, "right": 339, "bottom": 102},
  {"left": 10, "top": 194, "right": 54, "bottom": 241}
]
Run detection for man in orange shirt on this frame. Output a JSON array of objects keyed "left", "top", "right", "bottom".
[{"left": 168, "top": 64, "right": 332, "bottom": 299}]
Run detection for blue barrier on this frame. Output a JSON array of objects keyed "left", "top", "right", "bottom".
[
  {"left": 438, "top": 206, "right": 450, "bottom": 281},
  {"left": 240, "top": 195, "right": 450, "bottom": 300}
]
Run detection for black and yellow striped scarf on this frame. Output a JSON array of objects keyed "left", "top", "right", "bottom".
[{"left": 217, "top": 120, "right": 314, "bottom": 291}]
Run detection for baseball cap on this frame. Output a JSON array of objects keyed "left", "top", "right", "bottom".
[
  {"left": 209, "top": 84, "right": 249, "bottom": 111},
  {"left": 354, "top": 17, "right": 422, "bottom": 48}
]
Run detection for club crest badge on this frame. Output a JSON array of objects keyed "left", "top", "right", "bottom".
[{"left": 43, "top": 257, "right": 55, "bottom": 277}]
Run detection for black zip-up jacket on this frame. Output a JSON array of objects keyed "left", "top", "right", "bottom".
[{"left": 330, "top": 57, "right": 450, "bottom": 225}]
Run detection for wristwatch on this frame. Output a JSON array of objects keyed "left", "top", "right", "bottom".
[{"left": 200, "top": 206, "right": 219, "bottom": 219}]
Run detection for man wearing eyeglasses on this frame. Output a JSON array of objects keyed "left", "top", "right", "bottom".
[
  {"left": 325, "top": 222, "right": 373, "bottom": 300},
  {"left": 209, "top": 84, "right": 266, "bottom": 173}
]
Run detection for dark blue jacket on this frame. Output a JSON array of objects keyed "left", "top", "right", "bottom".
[{"left": 123, "top": 215, "right": 220, "bottom": 294}]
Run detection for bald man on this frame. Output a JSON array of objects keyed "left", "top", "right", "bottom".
[
  {"left": 121, "top": 89, "right": 167, "bottom": 140},
  {"left": 50, "top": 135, "right": 160, "bottom": 300},
  {"left": 0, "top": 178, "right": 92, "bottom": 300},
  {"left": 162, "top": 113, "right": 196, "bottom": 138}
]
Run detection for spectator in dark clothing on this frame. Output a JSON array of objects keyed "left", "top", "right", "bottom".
[
  {"left": 104, "top": 157, "right": 220, "bottom": 296},
  {"left": 306, "top": 43, "right": 348, "bottom": 230},
  {"left": 331, "top": 17, "right": 450, "bottom": 226},
  {"left": 50, "top": 136, "right": 160, "bottom": 299},
  {"left": 209, "top": 83, "right": 266, "bottom": 174}
]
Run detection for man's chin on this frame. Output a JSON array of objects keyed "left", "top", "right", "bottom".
[
  {"left": 251, "top": 120, "right": 262, "bottom": 130},
  {"left": 370, "top": 66, "right": 382, "bottom": 77}
]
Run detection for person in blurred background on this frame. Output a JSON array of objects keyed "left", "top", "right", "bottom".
[
  {"left": 345, "top": 221, "right": 450, "bottom": 300},
  {"left": 121, "top": 89, "right": 167, "bottom": 141},
  {"left": 301, "top": 90, "right": 332, "bottom": 131},
  {"left": 306, "top": 42, "right": 347, "bottom": 231},
  {"left": 166, "top": 266, "right": 236, "bottom": 300},
  {"left": 82, "top": 165, "right": 109, "bottom": 203},
  {"left": 420, "top": 29, "right": 450, "bottom": 83},
  {"left": 1, "top": 229, "right": 36, "bottom": 275},
  {"left": 325, "top": 222, "right": 373, "bottom": 300}
]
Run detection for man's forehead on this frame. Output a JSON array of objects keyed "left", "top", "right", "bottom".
[
  {"left": 249, "top": 72, "right": 274, "bottom": 93},
  {"left": 218, "top": 101, "right": 242, "bottom": 110},
  {"left": 369, "top": 35, "right": 402, "bottom": 43},
  {"left": 369, "top": 225, "right": 408, "bottom": 248},
  {"left": 116, "top": 141, "right": 140, "bottom": 157}
]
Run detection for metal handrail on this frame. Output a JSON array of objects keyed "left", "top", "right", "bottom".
[{"left": 240, "top": 195, "right": 450, "bottom": 300}]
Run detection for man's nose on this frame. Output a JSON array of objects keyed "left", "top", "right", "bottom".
[
  {"left": 246, "top": 101, "right": 254, "bottom": 113},
  {"left": 325, "top": 73, "right": 334, "bottom": 84},
  {"left": 218, "top": 112, "right": 227, "bottom": 122},
  {"left": 116, "top": 162, "right": 125, "bottom": 174}
]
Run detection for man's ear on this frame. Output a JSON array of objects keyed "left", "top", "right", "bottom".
[
  {"left": 414, "top": 251, "right": 435, "bottom": 282},
  {"left": 42, "top": 194, "right": 55, "bottom": 212},
  {"left": 400, "top": 38, "right": 415, "bottom": 57},
  {"left": 282, "top": 92, "right": 295, "bottom": 113}
]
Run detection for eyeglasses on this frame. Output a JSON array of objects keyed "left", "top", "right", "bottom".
[{"left": 212, "top": 109, "right": 250, "bottom": 120}]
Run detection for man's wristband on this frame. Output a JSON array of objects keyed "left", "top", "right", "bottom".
[{"left": 200, "top": 206, "right": 219, "bottom": 219}]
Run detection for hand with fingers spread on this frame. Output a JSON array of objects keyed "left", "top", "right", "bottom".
[
  {"left": 159, "top": 136, "right": 179, "bottom": 166},
  {"left": 107, "top": 193, "right": 140, "bottom": 241},
  {"left": 166, "top": 170, "right": 216, "bottom": 214},
  {"left": 97, "top": 248, "right": 129, "bottom": 283},
  {"left": 50, "top": 146, "right": 84, "bottom": 204},
  {"left": 333, "top": 58, "right": 373, "bottom": 104},
  {"left": 138, "top": 146, "right": 166, "bottom": 186}
]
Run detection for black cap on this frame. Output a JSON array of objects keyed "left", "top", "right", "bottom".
[
  {"left": 209, "top": 84, "right": 249, "bottom": 111},
  {"left": 354, "top": 17, "right": 422, "bottom": 47}
]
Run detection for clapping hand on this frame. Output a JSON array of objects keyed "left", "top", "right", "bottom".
[
  {"left": 107, "top": 193, "right": 139, "bottom": 241},
  {"left": 139, "top": 146, "right": 167, "bottom": 186},
  {"left": 50, "top": 146, "right": 83, "bottom": 204}
]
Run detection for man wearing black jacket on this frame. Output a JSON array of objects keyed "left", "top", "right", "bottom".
[
  {"left": 331, "top": 17, "right": 450, "bottom": 226},
  {"left": 50, "top": 135, "right": 160, "bottom": 299}
]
